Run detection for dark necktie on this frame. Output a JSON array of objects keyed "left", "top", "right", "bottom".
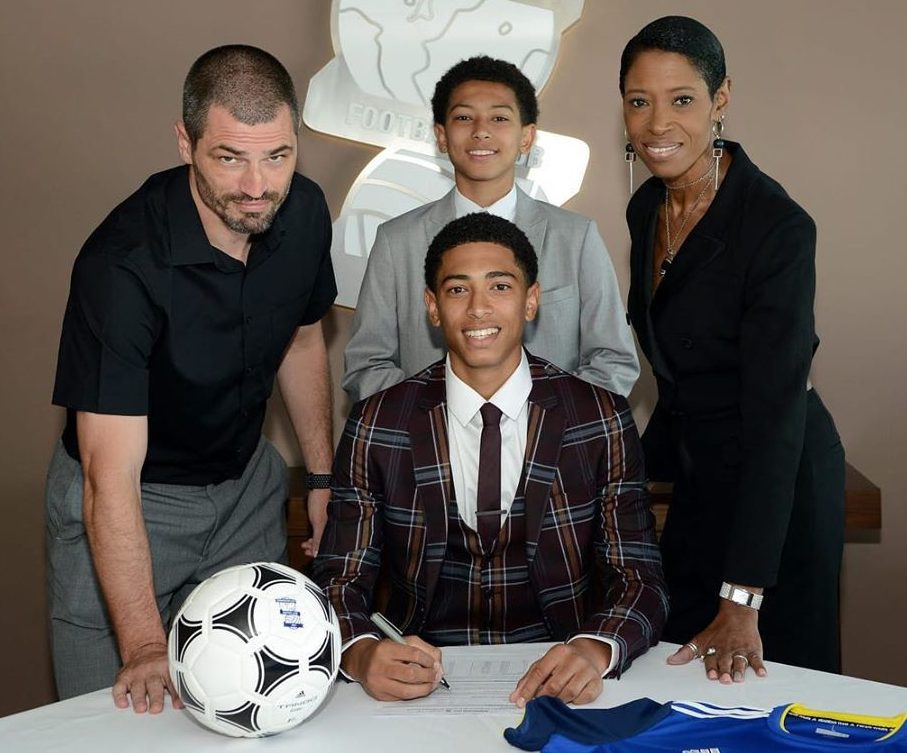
[{"left": 476, "top": 402, "right": 503, "bottom": 552}]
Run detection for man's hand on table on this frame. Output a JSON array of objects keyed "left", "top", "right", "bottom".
[{"left": 112, "top": 641, "right": 184, "bottom": 713}]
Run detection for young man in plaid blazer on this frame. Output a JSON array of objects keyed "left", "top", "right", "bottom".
[{"left": 314, "top": 214, "right": 667, "bottom": 705}]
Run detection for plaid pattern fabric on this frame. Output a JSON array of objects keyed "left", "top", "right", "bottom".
[
  {"left": 422, "top": 495, "right": 550, "bottom": 646},
  {"left": 314, "top": 355, "right": 668, "bottom": 674}
]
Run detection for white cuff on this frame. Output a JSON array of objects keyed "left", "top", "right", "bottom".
[{"left": 568, "top": 634, "right": 620, "bottom": 677}]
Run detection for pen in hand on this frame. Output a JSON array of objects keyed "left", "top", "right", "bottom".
[{"left": 370, "top": 612, "right": 451, "bottom": 690}]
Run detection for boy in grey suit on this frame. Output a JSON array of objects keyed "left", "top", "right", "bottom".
[{"left": 343, "top": 56, "right": 638, "bottom": 403}]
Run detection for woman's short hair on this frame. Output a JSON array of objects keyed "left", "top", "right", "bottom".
[{"left": 619, "top": 16, "right": 726, "bottom": 98}]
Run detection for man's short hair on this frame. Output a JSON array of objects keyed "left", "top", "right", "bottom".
[
  {"left": 424, "top": 213, "right": 538, "bottom": 291},
  {"left": 183, "top": 44, "right": 300, "bottom": 145},
  {"left": 431, "top": 55, "right": 539, "bottom": 126}
]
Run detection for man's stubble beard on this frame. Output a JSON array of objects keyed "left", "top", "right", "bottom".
[{"left": 193, "top": 165, "right": 289, "bottom": 235}]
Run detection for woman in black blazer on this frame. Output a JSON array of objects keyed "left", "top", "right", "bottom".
[{"left": 620, "top": 16, "right": 844, "bottom": 678}]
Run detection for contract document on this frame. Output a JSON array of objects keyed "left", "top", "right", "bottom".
[{"left": 371, "top": 643, "right": 555, "bottom": 716}]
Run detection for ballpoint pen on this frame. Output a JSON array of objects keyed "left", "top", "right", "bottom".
[{"left": 370, "top": 612, "right": 451, "bottom": 690}]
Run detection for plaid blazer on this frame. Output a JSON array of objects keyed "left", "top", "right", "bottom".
[{"left": 314, "top": 355, "right": 668, "bottom": 673}]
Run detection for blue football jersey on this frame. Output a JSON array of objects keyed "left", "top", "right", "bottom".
[{"left": 505, "top": 697, "right": 907, "bottom": 752}]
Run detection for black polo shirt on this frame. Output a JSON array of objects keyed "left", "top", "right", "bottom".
[{"left": 53, "top": 165, "right": 336, "bottom": 485}]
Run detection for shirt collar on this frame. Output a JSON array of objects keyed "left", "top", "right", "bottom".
[
  {"left": 166, "top": 166, "right": 214, "bottom": 266},
  {"left": 445, "top": 349, "right": 532, "bottom": 428},
  {"left": 453, "top": 184, "right": 518, "bottom": 222}
]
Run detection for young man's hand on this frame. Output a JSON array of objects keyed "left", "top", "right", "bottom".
[
  {"left": 342, "top": 636, "right": 444, "bottom": 701},
  {"left": 510, "top": 638, "right": 611, "bottom": 707}
]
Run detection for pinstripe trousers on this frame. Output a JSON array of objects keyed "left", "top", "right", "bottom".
[{"left": 45, "top": 436, "right": 288, "bottom": 699}]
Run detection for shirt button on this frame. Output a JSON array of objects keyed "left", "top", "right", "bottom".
[
  {"left": 245, "top": 316, "right": 253, "bottom": 325},
  {"left": 680, "top": 337, "right": 694, "bottom": 350},
  {"left": 245, "top": 367, "right": 253, "bottom": 375}
]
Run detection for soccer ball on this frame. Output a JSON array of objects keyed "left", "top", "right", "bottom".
[{"left": 168, "top": 562, "right": 340, "bottom": 738}]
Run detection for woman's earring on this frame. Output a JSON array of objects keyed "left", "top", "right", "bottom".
[
  {"left": 624, "top": 133, "right": 637, "bottom": 195},
  {"left": 712, "top": 117, "right": 725, "bottom": 190}
]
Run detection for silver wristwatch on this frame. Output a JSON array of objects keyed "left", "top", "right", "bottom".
[{"left": 719, "top": 582, "right": 763, "bottom": 611}]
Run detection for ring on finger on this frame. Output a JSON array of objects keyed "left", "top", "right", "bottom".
[
  {"left": 704, "top": 646, "right": 718, "bottom": 657},
  {"left": 683, "top": 641, "right": 701, "bottom": 659},
  {"left": 732, "top": 653, "right": 749, "bottom": 666}
]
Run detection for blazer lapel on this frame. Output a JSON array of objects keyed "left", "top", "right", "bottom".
[
  {"left": 638, "top": 205, "right": 659, "bottom": 310},
  {"left": 424, "top": 189, "right": 457, "bottom": 242},
  {"left": 521, "top": 360, "right": 565, "bottom": 564},
  {"left": 653, "top": 157, "right": 745, "bottom": 306},
  {"left": 515, "top": 188, "right": 548, "bottom": 260},
  {"left": 653, "top": 230, "right": 726, "bottom": 305},
  {"left": 633, "top": 205, "right": 676, "bottom": 385},
  {"left": 407, "top": 363, "right": 452, "bottom": 601}
]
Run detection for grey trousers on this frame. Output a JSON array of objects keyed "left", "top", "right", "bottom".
[{"left": 45, "top": 437, "right": 288, "bottom": 699}]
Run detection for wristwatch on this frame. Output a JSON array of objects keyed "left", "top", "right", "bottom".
[
  {"left": 304, "top": 473, "right": 333, "bottom": 490},
  {"left": 719, "top": 582, "right": 763, "bottom": 611}
]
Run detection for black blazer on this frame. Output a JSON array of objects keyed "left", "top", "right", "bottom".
[{"left": 627, "top": 142, "right": 822, "bottom": 588}]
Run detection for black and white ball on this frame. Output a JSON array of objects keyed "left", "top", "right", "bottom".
[{"left": 168, "top": 562, "right": 340, "bottom": 738}]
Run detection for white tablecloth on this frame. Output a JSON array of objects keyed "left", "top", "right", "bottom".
[{"left": 3, "top": 643, "right": 906, "bottom": 752}]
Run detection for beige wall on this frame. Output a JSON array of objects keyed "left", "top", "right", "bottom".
[{"left": 1, "top": 1, "right": 904, "bottom": 716}]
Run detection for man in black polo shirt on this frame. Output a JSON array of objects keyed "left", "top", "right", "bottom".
[{"left": 47, "top": 45, "right": 336, "bottom": 712}]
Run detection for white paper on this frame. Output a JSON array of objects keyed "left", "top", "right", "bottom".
[{"left": 371, "top": 644, "right": 552, "bottom": 716}]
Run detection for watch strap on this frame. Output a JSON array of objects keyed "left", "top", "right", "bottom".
[
  {"left": 304, "top": 472, "right": 333, "bottom": 490},
  {"left": 719, "top": 582, "right": 763, "bottom": 611}
]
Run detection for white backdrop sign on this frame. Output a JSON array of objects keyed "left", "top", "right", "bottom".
[{"left": 303, "top": 0, "right": 589, "bottom": 308}]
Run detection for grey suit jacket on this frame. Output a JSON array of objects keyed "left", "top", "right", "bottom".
[{"left": 343, "top": 187, "right": 639, "bottom": 402}]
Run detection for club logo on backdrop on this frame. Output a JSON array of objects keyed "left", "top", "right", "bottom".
[{"left": 303, "top": 0, "right": 589, "bottom": 308}]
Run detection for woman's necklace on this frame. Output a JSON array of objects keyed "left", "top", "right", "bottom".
[
  {"left": 664, "top": 162, "right": 715, "bottom": 191},
  {"left": 661, "top": 166, "right": 716, "bottom": 277}
]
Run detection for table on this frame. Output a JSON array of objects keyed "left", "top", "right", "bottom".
[{"left": 3, "top": 643, "right": 905, "bottom": 752}]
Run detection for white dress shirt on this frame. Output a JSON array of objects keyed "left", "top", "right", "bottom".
[
  {"left": 446, "top": 350, "right": 531, "bottom": 530},
  {"left": 453, "top": 184, "right": 518, "bottom": 221}
]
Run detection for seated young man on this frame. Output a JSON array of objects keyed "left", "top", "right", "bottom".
[
  {"left": 342, "top": 55, "right": 639, "bottom": 404},
  {"left": 315, "top": 213, "right": 667, "bottom": 705}
]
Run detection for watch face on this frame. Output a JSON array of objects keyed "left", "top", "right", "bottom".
[{"left": 721, "top": 583, "right": 762, "bottom": 610}]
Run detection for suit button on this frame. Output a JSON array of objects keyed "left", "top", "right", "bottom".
[{"left": 680, "top": 337, "right": 694, "bottom": 350}]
